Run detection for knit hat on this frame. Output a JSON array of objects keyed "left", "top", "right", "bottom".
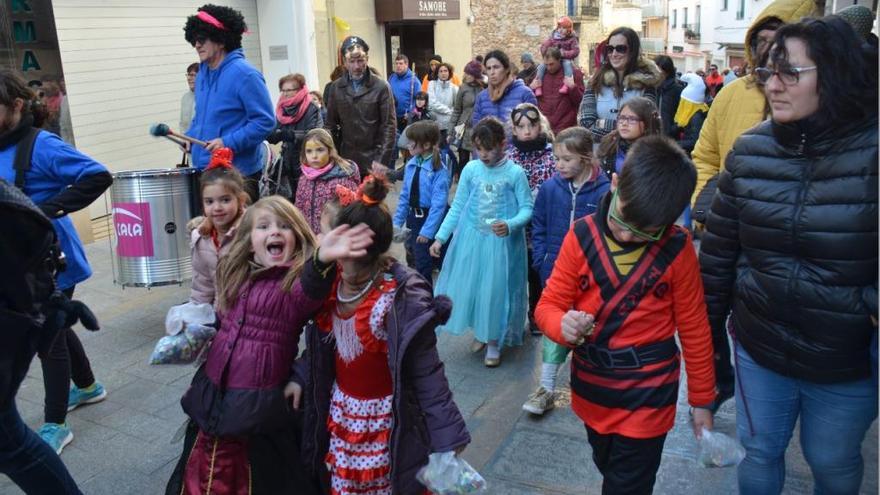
[
  {"left": 521, "top": 52, "right": 534, "bottom": 64},
  {"left": 679, "top": 73, "right": 706, "bottom": 104},
  {"left": 557, "top": 16, "right": 573, "bottom": 29},
  {"left": 837, "top": 5, "right": 874, "bottom": 40},
  {"left": 464, "top": 60, "right": 483, "bottom": 79}
]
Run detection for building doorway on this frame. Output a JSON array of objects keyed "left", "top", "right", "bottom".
[{"left": 384, "top": 21, "right": 435, "bottom": 80}]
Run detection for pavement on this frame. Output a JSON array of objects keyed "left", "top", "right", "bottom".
[{"left": 2, "top": 188, "right": 877, "bottom": 494}]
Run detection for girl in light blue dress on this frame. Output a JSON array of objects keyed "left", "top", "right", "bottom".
[{"left": 429, "top": 117, "right": 533, "bottom": 367}]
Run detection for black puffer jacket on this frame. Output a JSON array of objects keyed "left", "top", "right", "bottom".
[{"left": 699, "top": 116, "right": 878, "bottom": 383}]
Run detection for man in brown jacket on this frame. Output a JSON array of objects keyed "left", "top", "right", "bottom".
[{"left": 324, "top": 36, "right": 396, "bottom": 176}]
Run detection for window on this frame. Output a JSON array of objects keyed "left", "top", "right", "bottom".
[
  {"left": 672, "top": 9, "right": 677, "bottom": 28},
  {"left": 696, "top": 5, "right": 701, "bottom": 33},
  {"left": 722, "top": 0, "right": 728, "bottom": 10},
  {"left": 684, "top": 7, "right": 688, "bottom": 27},
  {"left": 736, "top": 0, "right": 745, "bottom": 19}
]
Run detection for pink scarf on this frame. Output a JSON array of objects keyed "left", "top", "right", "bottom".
[
  {"left": 300, "top": 162, "right": 334, "bottom": 180},
  {"left": 276, "top": 86, "right": 311, "bottom": 125}
]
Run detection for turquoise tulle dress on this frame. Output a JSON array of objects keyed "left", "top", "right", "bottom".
[{"left": 433, "top": 158, "right": 533, "bottom": 347}]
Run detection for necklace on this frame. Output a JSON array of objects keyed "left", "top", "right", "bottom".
[{"left": 336, "top": 272, "right": 377, "bottom": 304}]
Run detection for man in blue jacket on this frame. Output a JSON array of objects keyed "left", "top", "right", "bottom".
[
  {"left": 388, "top": 54, "right": 419, "bottom": 162},
  {"left": 183, "top": 4, "right": 275, "bottom": 202}
]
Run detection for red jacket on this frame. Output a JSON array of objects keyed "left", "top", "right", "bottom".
[
  {"left": 537, "top": 67, "right": 585, "bottom": 134},
  {"left": 535, "top": 207, "right": 715, "bottom": 439}
]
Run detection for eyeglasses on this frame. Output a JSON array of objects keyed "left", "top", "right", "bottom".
[
  {"left": 617, "top": 115, "right": 642, "bottom": 125},
  {"left": 280, "top": 88, "right": 297, "bottom": 93},
  {"left": 186, "top": 72, "right": 197, "bottom": 78},
  {"left": 191, "top": 35, "right": 208, "bottom": 47},
  {"left": 511, "top": 107, "right": 540, "bottom": 124},
  {"left": 607, "top": 190, "right": 666, "bottom": 241},
  {"left": 605, "top": 44, "right": 629, "bottom": 55},
  {"left": 754, "top": 66, "right": 816, "bottom": 86}
]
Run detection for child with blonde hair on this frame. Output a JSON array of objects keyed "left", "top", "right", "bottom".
[
  {"left": 166, "top": 196, "right": 373, "bottom": 494},
  {"left": 295, "top": 128, "right": 360, "bottom": 234}
]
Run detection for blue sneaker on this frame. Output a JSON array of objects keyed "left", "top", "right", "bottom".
[
  {"left": 67, "top": 382, "right": 107, "bottom": 411},
  {"left": 38, "top": 422, "right": 73, "bottom": 455}
]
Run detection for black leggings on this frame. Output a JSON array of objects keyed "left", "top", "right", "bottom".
[
  {"left": 456, "top": 149, "right": 470, "bottom": 179},
  {"left": 40, "top": 287, "right": 96, "bottom": 424}
]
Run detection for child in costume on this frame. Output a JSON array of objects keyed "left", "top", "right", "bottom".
[
  {"left": 297, "top": 176, "right": 470, "bottom": 495},
  {"left": 166, "top": 197, "right": 374, "bottom": 494},
  {"left": 535, "top": 135, "right": 716, "bottom": 494},
  {"left": 430, "top": 117, "right": 533, "bottom": 367},
  {"left": 531, "top": 16, "right": 580, "bottom": 96},
  {"left": 522, "top": 127, "right": 609, "bottom": 415},
  {"left": 295, "top": 128, "right": 361, "bottom": 234},
  {"left": 505, "top": 103, "right": 556, "bottom": 334},
  {"left": 392, "top": 121, "right": 451, "bottom": 285}
]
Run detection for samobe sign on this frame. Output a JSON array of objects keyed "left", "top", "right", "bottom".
[{"left": 112, "top": 202, "right": 154, "bottom": 257}]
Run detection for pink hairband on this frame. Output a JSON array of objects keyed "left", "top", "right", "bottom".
[{"left": 197, "top": 11, "right": 227, "bottom": 31}]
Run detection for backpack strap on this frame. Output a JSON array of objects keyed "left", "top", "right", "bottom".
[{"left": 13, "top": 128, "right": 40, "bottom": 192}]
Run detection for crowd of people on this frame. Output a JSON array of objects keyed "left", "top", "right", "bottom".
[{"left": 0, "top": 1, "right": 877, "bottom": 494}]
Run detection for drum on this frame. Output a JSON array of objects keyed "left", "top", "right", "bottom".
[{"left": 109, "top": 168, "right": 199, "bottom": 287}]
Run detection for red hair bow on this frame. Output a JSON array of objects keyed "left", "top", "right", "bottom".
[
  {"left": 207, "top": 147, "right": 234, "bottom": 170},
  {"left": 335, "top": 184, "right": 359, "bottom": 206}
]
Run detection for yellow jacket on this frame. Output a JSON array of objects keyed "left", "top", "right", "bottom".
[{"left": 690, "top": 0, "right": 821, "bottom": 206}]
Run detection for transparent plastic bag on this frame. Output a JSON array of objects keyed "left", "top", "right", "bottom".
[
  {"left": 149, "top": 323, "right": 216, "bottom": 365},
  {"left": 165, "top": 301, "right": 215, "bottom": 336},
  {"left": 416, "top": 451, "right": 487, "bottom": 494},
  {"left": 697, "top": 427, "right": 746, "bottom": 468},
  {"left": 392, "top": 225, "right": 411, "bottom": 244}
]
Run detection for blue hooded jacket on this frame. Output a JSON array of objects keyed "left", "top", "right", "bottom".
[
  {"left": 532, "top": 172, "right": 610, "bottom": 283},
  {"left": 0, "top": 131, "right": 108, "bottom": 290},
  {"left": 388, "top": 69, "right": 420, "bottom": 119},
  {"left": 187, "top": 49, "right": 275, "bottom": 176},
  {"left": 471, "top": 79, "right": 537, "bottom": 131},
  {"left": 392, "top": 152, "right": 450, "bottom": 239}
]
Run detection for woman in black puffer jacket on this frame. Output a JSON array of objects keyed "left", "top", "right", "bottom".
[
  {"left": 267, "top": 73, "right": 323, "bottom": 201},
  {"left": 699, "top": 17, "right": 877, "bottom": 495}
]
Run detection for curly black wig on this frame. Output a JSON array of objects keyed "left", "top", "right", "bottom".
[{"left": 183, "top": 4, "right": 247, "bottom": 51}]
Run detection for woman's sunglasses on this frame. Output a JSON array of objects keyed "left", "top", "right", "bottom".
[{"left": 604, "top": 44, "right": 629, "bottom": 55}]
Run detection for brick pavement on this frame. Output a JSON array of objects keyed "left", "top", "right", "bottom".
[{"left": 1, "top": 189, "right": 876, "bottom": 494}]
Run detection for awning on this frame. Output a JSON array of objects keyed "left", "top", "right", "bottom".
[{"left": 375, "top": 0, "right": 461, "bottom": 22}]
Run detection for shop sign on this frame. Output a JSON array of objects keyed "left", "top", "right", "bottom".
[{"left": 376, "top": 0, "right": 460, "bottom": 21}]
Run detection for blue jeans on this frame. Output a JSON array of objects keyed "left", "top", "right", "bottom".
[
  {"left": 0, "top": 403, "right": 81, "bottom": 494},
  {"left": 734, "top": 343, "right": 877, "bottom": 495},
  {"left": 536, "top": 59, "right": 574, "bottom": 80},
  {"left": 405, "top": 209, "right": 436, "bottom": 285}
]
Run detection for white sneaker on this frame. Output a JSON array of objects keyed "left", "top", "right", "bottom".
[{"left": 522, "top": 386, "right": 555, "bottom": 415}]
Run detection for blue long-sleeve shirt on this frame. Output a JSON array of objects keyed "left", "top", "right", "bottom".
[
  {"left": 187, "top": 49, "right": 275, "bottom": 176},
  {"left": 393, "top": 153, "right": 450, "bottom": 239}
]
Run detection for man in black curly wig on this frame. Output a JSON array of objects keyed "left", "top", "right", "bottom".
[{"left": 182, "top": 4, "right": 275, "bottom": 202}]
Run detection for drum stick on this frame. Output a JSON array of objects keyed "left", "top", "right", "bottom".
[{"left": 149, "top": 123, "right": 209, "bottom": 148}]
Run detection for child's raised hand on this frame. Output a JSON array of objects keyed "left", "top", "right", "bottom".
[
  {"left": 318, "top": 223, "right": 375, "bottom": 263},
  {"left": 561, "top": 310, "right": 595, "bottom": 345},
  {"left": 491, "top": 220, "right": 509, "bottom": 237},
  {"left": 429, "top": 240, "right": 443, "bottom": 258}
]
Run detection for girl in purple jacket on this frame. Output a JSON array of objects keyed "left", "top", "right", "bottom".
[
  {"left": 167, "top": 196, "right": 374, "bottom": 495},
  {"left": 297, "top": 176, "right": 470, "bottom": 495}
]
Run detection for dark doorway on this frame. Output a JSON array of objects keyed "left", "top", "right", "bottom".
[{"left": 384, "top": 21, "right": 435, "bottom": 81}]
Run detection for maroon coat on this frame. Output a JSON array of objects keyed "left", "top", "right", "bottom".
[
  {"left": 537, "top": 66, "right": 585, "bottom": 134},
  {"left": 181, "top": 261, "right": 334, "bottom": 437},
  {"left": 298, "top": 262, "right": 470, "bottom": 494}
]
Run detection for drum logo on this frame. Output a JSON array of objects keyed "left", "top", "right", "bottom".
[{"left": 112, "top": 202, "right": 154, "bottom": 257}]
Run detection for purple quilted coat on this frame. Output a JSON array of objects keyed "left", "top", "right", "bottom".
[
  {"left": 297, "top": 262, "right": 471, "bottom": 494},
  {"left": 294, "top": 161, "right": 360, "bottom": 234},
  {"left": 180, "top": 261, "right": 334, "bottom": 437}
]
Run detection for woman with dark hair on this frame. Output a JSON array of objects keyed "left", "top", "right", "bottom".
[
  {"left": 267, "top": 73, "right": 324, "bottom": 201},
  {"left": 298, "top": 176, "right": 470, "bottom": 494},
  {"left": 183, "top": 4, "right": 275, "bottom": 202},
  {"left": 700, "top": 16, "right": 878, "bottom": 494},
  {"left": 448, "top": 60, "right": 484, "bottom": 178},
  {"left": 578, "top": 27, "right": 662, "bottom": 146},
  {"left": 0, "top": 69, "right": 112, "bottom": 456},
  {"left": 653, "top": 55, "right": 683, "bottom": 139},
  {"left": 471, "top": 50, "right": 538, "bottom": 134}
]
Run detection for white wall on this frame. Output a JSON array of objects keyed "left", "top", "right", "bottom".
[
  {"left": 52, "top": 0, "right": 263, "bottom": 220},
  {"left": 257, "top": 0, "right": 319, "bottom": 104}
]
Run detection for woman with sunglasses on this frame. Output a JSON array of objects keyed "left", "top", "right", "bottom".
[
  {"left": 578, "top": 27, "right": 662, "bottom": 147},
  {"left": 700, "top": 16, "right": 878, "bottom": 495}
]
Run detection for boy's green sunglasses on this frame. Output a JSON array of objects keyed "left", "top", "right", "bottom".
[{"left": 608, "top": 190, "right": 666, "bottom": 242}]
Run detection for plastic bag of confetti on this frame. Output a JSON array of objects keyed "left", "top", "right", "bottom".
[
  {"left": 149, "top": 322, "right": 216, "bottom": 365},
  {"left": 697, "top": 427, "right": 746, "bottom": 468},
  {"left": 416, "top": 451, "right": 487, "bottom": 494}
]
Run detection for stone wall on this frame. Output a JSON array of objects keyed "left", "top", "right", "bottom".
[{"left": 471, "top": 0, "right": 556, "bottom": 69}]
